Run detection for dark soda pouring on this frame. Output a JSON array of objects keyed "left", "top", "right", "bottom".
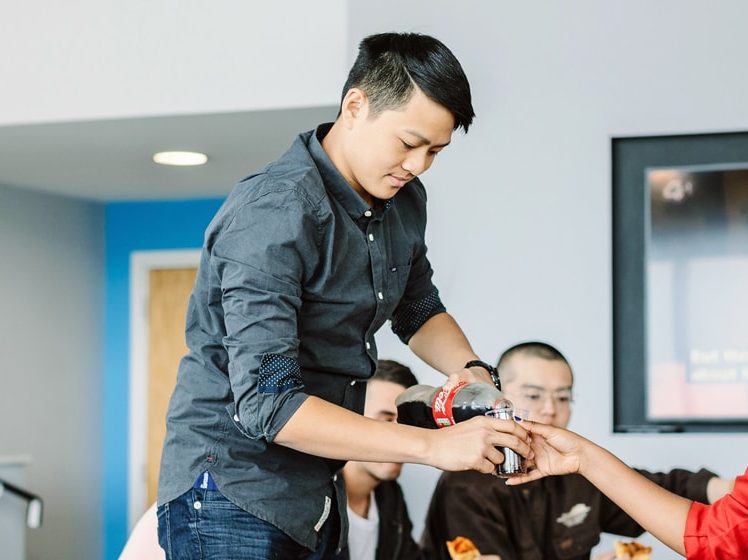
[
  {"left": 395, "top": 382, "right": 526, "bottom": 476},
  {"left": 396, "top": 399, "right": 439, "bottom": 429},
  {"left": 452, "top": 401, "right": 496, "bottom": 423}
]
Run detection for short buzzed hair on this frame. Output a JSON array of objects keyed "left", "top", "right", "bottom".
[
  {"left": 372, "top": 359, "right": 418, "bottom": 389},
  {"left": 496, "top": 342, "right": 572, "bottom": 385},
  {"left": 341, "top": 32, "right": 475, "bottom": 132}
]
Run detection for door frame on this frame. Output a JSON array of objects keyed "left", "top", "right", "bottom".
[{"left": 128, "top": 249, "right": 201, "bottom": 529}]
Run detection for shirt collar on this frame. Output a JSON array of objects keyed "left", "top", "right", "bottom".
[{"left": 308, "top": 123, "right": 393, "bottom": 221}]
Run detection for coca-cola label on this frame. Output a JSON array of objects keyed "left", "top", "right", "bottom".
[{"left": 432, "top": 381, "right": 467, "bottom": 428}]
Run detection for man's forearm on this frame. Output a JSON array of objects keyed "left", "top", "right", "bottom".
[
  {"left": 274, "top": 395, "right": 532, "bottom": 474},
  {"left": 274, "top": 395, "right": 431, "bottom": 463},
  {"left": 408, "top": 312, "right": 479, "bottom": 375}
]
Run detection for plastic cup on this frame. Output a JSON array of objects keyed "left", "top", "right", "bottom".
[{"left": 485, "top": 408, "right": 528, "bottom": 477}]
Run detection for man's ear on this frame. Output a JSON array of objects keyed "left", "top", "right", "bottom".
[{"left": 340, "top": 88, "right": 368, "bottom": 128}]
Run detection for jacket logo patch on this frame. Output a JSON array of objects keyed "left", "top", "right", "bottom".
[{"left": 556, "top": 503, "right": 591, "bottom": 528}]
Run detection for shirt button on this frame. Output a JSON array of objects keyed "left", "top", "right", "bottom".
[
  {"left": 368, "top": 233, "right": 374, "bottom": 242},
  {"left": 233, "top": 414, "right": 239, "bottom": 422},
  {"left": 350, "top": 380, "right": 356, "bottom": 386},
  {"left": 377, "top": 292, "right": 384, "bottom": 300},
  {"left": 332, "top": 474, "right": 338, "bottom": 482},
  {"left": 193, "top": 501, "right": 202, "bottom": 510},
  {"left": 365, "top": 342, "right": 371, "bottom": 350},
  {"left": 364, "top": 210, "right": 372, "bottom": 217}
]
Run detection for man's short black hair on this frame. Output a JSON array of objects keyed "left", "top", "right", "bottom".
[
  {"left": 372, "top": 359, "right": 418, "bottom": 389},
  {"left": 341, "top": 32, "right": 475, "bottom": 132},
  {"left": 497, "top": 341, "right": 572, "bottom": 384}
]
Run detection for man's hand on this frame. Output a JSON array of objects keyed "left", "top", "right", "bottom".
[
  {"left": 443, "top": 365, "right": 494, "bottom": 390},
  {"left": 425, "top": 415, "right": 532, "bottom": 474}
]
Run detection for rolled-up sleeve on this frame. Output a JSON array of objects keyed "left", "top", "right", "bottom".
[
  {"left": 210, "top": 186, "right": 319, "bottom": 442},
  {"left": 391, "top": 286, "right": 446, "bottom": 344},
  {"left": 684, "top": 468, "right": 748, "bottom": 559}
]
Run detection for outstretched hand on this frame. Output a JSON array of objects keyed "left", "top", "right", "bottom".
[{"left": 506, "top": 420, "right": 585, "bottom": 485}]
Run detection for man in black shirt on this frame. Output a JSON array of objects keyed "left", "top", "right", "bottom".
[
  {"left": 421, "top": 342, "right": 733, "bottom": 560},
  {"left": 157, "top": 33, "right": 531, "bottom": 560}
]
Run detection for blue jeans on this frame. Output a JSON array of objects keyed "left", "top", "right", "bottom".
[{"left": 157, "top": 486, "right": 340, "bottom": 560}]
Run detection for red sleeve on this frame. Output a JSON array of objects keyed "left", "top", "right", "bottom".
[{"left": 684, "top": 467, "right": 748, "bottom": 559}]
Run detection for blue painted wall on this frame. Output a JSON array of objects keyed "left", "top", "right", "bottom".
[{"left": 103, "top": 198, "right": 224, "bottom": 559}]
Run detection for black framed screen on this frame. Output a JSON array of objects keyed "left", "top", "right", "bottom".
[{"left": 613, "top": 132, "right": 748, "bottom": 433}]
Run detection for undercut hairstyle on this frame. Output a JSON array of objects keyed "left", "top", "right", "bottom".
[
  {"left": 341, "top": 32, "right": 475, "bottom": 132},
  {"left": 372, "top": 359, "right": 419, "bottom": 389},
  {"left": 496, "top": 341, "right": 572, "bottom": 385}
]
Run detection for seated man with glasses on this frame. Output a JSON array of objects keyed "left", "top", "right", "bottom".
[{"left": 420, "top": 341, "right": 734, "bottom": 560}]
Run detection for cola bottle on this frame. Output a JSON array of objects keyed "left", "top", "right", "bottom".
[
  {"left": 395, "top": 381, "right": 526, "bottom": 476},
  {"left": 395, "top": 381, "right": 501, "bottom": 428}
]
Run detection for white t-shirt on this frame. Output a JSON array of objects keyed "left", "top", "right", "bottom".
[{"left": 346, "top": 492, "right": 379, "bottom": 560}]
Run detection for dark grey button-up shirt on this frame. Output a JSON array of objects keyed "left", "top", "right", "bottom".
[{"left": 158, "top": 124, "right": 446, "bottom": 551}]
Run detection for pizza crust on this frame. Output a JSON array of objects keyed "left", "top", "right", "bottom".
[
  {"left": 446, "top": 536, "right": 481, "bottom": 560},
  {"left": 615, "top": 540, "right": 653, "bottom": 560}
]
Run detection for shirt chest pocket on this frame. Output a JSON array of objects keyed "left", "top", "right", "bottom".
[{"left": 384, "top": 260, "right": 412, "bottom": 306}]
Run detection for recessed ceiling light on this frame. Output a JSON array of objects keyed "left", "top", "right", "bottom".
[{"left": 153, "top": 151, "right": 208, "bottom": 166}]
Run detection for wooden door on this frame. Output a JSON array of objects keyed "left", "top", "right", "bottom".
[{"left": 146, "top": 267, "right": 197, "bottom": 505}]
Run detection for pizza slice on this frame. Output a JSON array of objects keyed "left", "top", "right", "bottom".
[
  {"left": 614, "top": 539, "right": 653, "bottom": 560},
  {"left": 446, "top": 536, "right": 481, "bottom": 560}
]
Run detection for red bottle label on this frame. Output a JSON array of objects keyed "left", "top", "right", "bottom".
[{"left": 431, "top": 381, "right": 467, "bottom": 428}]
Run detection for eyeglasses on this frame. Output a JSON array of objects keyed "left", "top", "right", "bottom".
[{"left": 503, "top": 389, "right": 574, "bottom": 408}]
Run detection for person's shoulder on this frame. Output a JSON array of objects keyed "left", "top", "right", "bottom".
[
  {"left": 395, "top": 177, "right": 427, "bottom": 208},
  {"left": 230, "top": 131, "right": 328, "bottom": 209},
  {"left": 387, "top": 178, "right": 428, "bottom": 232},
  {"left": 633, "top": 466, "right": 718, "bottom": 482},
  {"left": 405, "top": 176, "right": 427, "bottom": 198},
  {"left": 266, "top": 135, "right": 329, "bottom": 204}
]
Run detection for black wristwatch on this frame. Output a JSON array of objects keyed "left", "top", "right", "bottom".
[{"left": 464, "top": 359, "right": 502, "bottom": 391}]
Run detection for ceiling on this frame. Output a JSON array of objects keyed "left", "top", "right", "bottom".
[{"left": 0, "top": 105, "right": 338, "bottom": 202}]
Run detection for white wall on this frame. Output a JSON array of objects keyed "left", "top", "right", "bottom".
[
  {"left": 0, "top": 1, "right": 347, "bottom": 126},
  {"left": 0, "top": 185, "right": 104, "bottom": 560},
  {"left": 351, "top": 1, "right": 748, "bottom": 557}
]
